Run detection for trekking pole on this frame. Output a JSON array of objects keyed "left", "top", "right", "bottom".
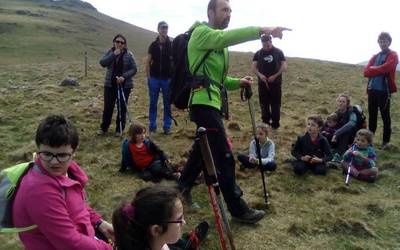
[
  {"left": 241, "top": 86, "right": 269, "bottom": 207},
  {"left": 116, "top": 82, "right": 123, "bottom": 135},
  {"left": 198, "top": 127, "right": 236, "bottom": 250},
  {"left": 118, "top": 84, "right": 133, "bottom": 124},
  {"left": 345, "top": 145, "right": 356, "bottom": 185}
]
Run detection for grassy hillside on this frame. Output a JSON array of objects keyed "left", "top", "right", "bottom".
[
  {"left": 0, "top": 0, "right": 155, "bottom": 65},
  {"left": 1, "top": 56, "right": 399, "bottom": 249},
  {"left": 0, "top": 1, "right": 400, "bottom": 249}
]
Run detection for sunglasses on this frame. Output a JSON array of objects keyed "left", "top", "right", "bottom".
[{"left": 115, "top": 40, "right": 126, "bottom": 44}]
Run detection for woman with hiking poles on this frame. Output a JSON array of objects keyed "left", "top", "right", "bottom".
[{"left": 98, "top": 34, "right": 137, "bottom": 137}]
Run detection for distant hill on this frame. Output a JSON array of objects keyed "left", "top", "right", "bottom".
[{"left": 0, "top": 0, "right": 156, "bottom": 65}]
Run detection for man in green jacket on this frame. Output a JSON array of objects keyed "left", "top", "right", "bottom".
[{"left": 178, "top": 0, "right": 289, "bottom": 224}]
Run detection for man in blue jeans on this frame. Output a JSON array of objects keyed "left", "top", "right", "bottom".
[{"left": 145, "top": 21, "right": 173, "bottom": 135}]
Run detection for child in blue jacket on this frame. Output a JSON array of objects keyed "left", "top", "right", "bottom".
[{"left": 342, "top": 129, "right": 378, "bottom": 182}]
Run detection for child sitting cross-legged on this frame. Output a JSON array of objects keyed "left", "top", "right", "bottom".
[
  {"left": 291, "top": 115, "right": 333, "bottom": 175},
  {"left": 120, "top": 122, "right": 180, "bottom": 182},
  {"left": 341, "top": 129, "right": 378, "bottom": 183},
  {"left": 237, "top": 123, "right": 277, "bottom": 172}
]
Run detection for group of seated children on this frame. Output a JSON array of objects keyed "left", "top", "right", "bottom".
[
  {"left": 118, "top": 113, "right": 378, "bottom": 184},
  {"left": 290, "top": 114, "right": 378, "bottom": 182}
]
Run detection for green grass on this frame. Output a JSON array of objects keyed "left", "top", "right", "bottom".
[
  {"left": 1, "top": 57, "right": 399, "bottom": 249},
  {"left": 0, "top": 0, "right": 400, "bottom": 249}
]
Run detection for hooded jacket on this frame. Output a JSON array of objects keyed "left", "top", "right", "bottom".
[{"left": 13, "top": 160, "right": 111, "bottom": 250}]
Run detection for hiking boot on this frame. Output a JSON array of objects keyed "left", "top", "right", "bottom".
[
  {"left": 96, "top": 129, "right": 106, "bottom": 136},
  {"left": 182, "top": 188, "right": 200, "bottom": 209},
  {"left": 332, "top": 153, "right": 342, "bottom": 163},
  {"left": 184, "top": 221, "right": 209, "bottom": 249},
  {"left": 163, "top": 129, "right": 171, "bottom": 135},
  {"left": 381, "top": 143, "right": 390, "bottom": 150},
  {"left": 232, "top": 208, "right": 265, "bottom": 224}
]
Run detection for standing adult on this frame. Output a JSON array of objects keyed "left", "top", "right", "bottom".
[
  {"left": 98, "top": 34, "right": 137, "bottom": 137},
  {"left": 177, "top": 0, "right": 289, "bottom": 224},
  {"left": 13, "top": 115, "right": 113, "bottom": 250},
  {"left": 252, "top": 34, "right": 287, "bottom": 129},
  {"left": 145, "top": 21, "right": 173, "bottom": 135},
  {"left": 364, "top": 32, "right": 398, "bottom": 149}
]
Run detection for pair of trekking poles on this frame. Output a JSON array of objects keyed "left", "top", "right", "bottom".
[
  {"left": 115, "top": 82, "right": 133, "bottom": 135},
  {"left": 197, "top": 85, "right": 269, "bottom": 250}
]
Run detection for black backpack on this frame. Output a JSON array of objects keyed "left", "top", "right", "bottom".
[
  {"left": 352, "top": 105, "right": 367, "bottom": 130},
  {"left": 170, "top": 29, "right": 212, "bottom": 109}
]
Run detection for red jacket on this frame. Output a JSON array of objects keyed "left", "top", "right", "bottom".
[
  {"left": 364, "top": 49, "right": 398, "bottom": 93},
  {"left": 13, "top": 160, "right": 112, "bottom": 250}
]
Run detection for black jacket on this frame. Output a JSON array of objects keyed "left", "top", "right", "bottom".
[
  {"left": 291, "top": 133, "right": 333, "bottom": 163},
  {"left": 148, "top": 37, "right": 173, "bottom": 79}
]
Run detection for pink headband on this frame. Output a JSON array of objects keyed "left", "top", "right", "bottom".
[{"left": 122, "top": 204, "right": 135, "bottom": 220}]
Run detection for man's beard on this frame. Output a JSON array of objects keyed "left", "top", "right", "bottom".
[{"left": 220, "top": 17, "right": 230, "bottom": 29}]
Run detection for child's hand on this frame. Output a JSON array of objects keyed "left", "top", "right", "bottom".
[
  {"left": 301, "top": 155, "right": 312, "bottom": 162},
  {"left": 310, "top": 156, "right": 322, "bottom": 164},
  {"left": 352, "top": 151, "right": 360, "bottom": 157},
  {"left": 249, "top": 156, "right": 258, "bottom": 164}
]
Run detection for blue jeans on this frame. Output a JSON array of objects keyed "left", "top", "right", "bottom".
[{"left": 148, "top": 77, "right": 172, "bottom": 131}]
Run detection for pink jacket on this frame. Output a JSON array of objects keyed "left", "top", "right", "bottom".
[{"left": 13, "top": 160, "right": 112, "bottom": 250}]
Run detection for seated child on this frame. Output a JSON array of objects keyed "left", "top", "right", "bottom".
[
  {"left": 321, "top": 113, "right": 338, "bottom": 143},
  {"left": 291, "top": 115, "right": 333, "bottom": 175},
  {"left": 120, "top": 122, "right": 180, "bottom": 181},
  {"left": 341, "top": 129, "right": 378, "bottom": 183},
  {"left": 237, "top": 123, "right": 277, "bottom": 171}
]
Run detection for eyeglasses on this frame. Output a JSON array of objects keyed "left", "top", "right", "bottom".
[
  {"left": 115, "top": 40, "right": 125, "bottom": 44},
  {"left": 38, "top": 151, "right": 73, "bottom": 163},
  {"left": 165, "top": 215, "right": 185, "bottom": 225}
]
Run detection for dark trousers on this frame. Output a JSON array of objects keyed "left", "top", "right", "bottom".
[
  {"left": 258, "top": 82, "right": 282, "bottom": 129},
  {"left": 178, "top": 105, "right": 249, "bottom": 217},
  {"left": 142, "top": 158, "right": 175, "bottom": 181},
  {"left": 100, "top": 86, "right": 131, "bottom": 133},
  {"left": 237, "top": 154, "right": 277, "bottom": 171},
  {"left": 368, "top": 89, "right": 391, "bottom": 144},
  {"left": 334, "top": 131, "right": 353, "bottom": 155},
  {"left": 293, "top": 160, "right": 327, "bottom": 175}
]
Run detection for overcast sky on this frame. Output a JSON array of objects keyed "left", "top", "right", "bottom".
[{"left": 84, "top": 0, "right": 399, "bottom": 64}]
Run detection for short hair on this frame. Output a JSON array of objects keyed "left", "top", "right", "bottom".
[
  {"left": 256, "top": 123, "right": 269, "bottom": 135},
  {"left": 337, "top": 93, "right": 351, "bottom": 107},
  {"left": 113, "top": 34, "right": 127, "bottom": 44},
  {"left": 207, "top": 0, "right": 229, "bottom": 12},
  {"left": 112, "top": 186, "right": 181, "bottom": 250},
  {"left": 326, "top": 113, "right": 338, "bottom": 122},
  {"left": 378, "top": 32, "right": 392, "bottom": 44},
  {"left": 356, "top": 129, "right": 374, "bottom": 144},
  {"left": 128, "top": 122, "right": 146, "bottom": 143},
  {"left": 35, "top": 114, "right": 79, "bottom": 150},
  {"left": 307, "top": 115, "right": 324, "bottom": 128}
]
